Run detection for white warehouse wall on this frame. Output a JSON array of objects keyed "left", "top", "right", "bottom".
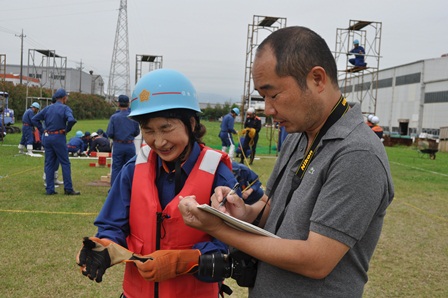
[{"left": 340, "top": 56, "right": 448, "bottom": 136}]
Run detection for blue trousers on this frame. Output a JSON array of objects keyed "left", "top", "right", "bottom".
[
  {"left": 20, "top": 125, "right": 34, "bottom": 146},
  {"left": 349, "top": 58, "right": 367, "bottom": 67},
  {"left": 43, "top": 134, "right": 73, "bottom": 194},
  {"left": 111, "top": 143, "right": 136, "bottom": 186},
  {"left": 219, "top": 131, "right": 234, "bottom": 147}
]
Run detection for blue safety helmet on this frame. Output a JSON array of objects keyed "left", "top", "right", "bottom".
[
  {"left": 129, "top": 69, "right": 201, "bottom": 118},
  {"left": 75, "top": 130, "right": 84, "bottom": 138},
  {"left": 31, "top": 102, "right": 40, "bottom": 110},
  {"left": 54, "top": 88, "right": 67, "bottom": 99},
  {"left": 232, "top": 107, "right": 240, "bottom": 116},
  {"left": 353, "top": 39, "right": 360, "bottom": 45}
]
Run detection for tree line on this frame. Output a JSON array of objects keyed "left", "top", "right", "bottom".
[{"left": 1, "top": 82, "right": 245, "bottom": 122}]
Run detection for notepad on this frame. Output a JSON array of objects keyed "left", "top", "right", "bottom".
[{"left": 197, "top": 204, "right": 280, "bottom": 239}]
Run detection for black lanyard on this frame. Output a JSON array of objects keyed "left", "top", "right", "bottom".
[{"left": 272, "top": 96, "right": 349, "bottom": 233}]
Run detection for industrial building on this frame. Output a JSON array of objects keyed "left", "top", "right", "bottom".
[
  {"left": 342, "top": 55, "right": 448, "bottom": 137},
  {"left": 4, "top": 63, "right": 105, "bottom": 96}
]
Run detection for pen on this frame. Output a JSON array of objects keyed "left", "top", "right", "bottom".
[{"left": 219, "top": 182, "right": 240, "bottom": 207}]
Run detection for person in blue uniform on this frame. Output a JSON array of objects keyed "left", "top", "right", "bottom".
[
  {"left": 67, "top": 130, "right": 85, "bottom": 156},
  {"left": 77, "top": 69, "right": 240, "bottom": 297},
  {"left": 81, "top": 131, "right": 92, "bottom": 152},
  {"left": 235, "top": 136, "right": 250, "bottom": 159},
  {"left": 18, "top": 102, "right": 40, "bottom": 155},
  {"left": 348, "top": 39, "right": 367, "bottom": 67},
  {"left": 231, "top": 161, "right": 267, "bottom": 205},
  {"left": 40, "top": 95, "right": 64, "bottom": 188},
  {"left": 219, "top": 107, "right": 239, "bottom": 159},
  {"left": 106, "top": 95, "right": 140, "bottom": 186},
  {"left": 87, "top": 132, "right": 111, "bottom": 155},
  {"left": 32, "top": 88, "right": 80, "bottom": 195}
]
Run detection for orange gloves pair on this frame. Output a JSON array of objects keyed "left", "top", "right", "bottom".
[{"left": 76, "top": 237, "right": 200, "bottom": 283}]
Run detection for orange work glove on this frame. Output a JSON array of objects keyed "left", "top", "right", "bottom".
[
  {"left": 134, "top": 249, "right": 201, "bottom": 282},
  {"left": 76, "top": 237, "right": 146, "bottom": 282}
]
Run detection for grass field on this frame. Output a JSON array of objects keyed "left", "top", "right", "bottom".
[{"left": 1, "top": 119, "right": 447, "bottom": 297}]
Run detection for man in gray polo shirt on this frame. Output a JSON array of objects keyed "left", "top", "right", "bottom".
[{"left": 179, "top": 26, "right": 394, "bottom": 297}]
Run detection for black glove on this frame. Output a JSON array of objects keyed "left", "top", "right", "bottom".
[{"left": 77, "top": 237, "right": 111, "bottom": 283}]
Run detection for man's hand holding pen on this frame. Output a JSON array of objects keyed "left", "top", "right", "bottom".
[{"left": 219, "top": 182, "right": 240, "bottom": 207}]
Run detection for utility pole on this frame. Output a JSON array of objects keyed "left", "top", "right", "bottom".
[
  {"left": 77, "top": 59, "right": 83, "bottom": 92},
  {"left": 15, "top": 29, "right": 26, "bottom": 85}
]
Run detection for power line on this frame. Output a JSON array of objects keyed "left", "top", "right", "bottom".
[{"left": 0, "top": 8, "right": 117, "bottom": 23}]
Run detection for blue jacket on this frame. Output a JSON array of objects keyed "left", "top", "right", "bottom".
[
  {"left": 106, "top": 109, "right": 140, "bottom": 142},
  {"left": 350, "top": 46, "right": 366, "bottom": 62},
  {"left": 231, "top": 161, "right": 264, "bottom": 204},
  {"left": 31, "top": 102, "right": 77, "bottom": 134},
  {"left": 220, "top": 113, "right": 237, "bottom": 134},
  {"left": 67, "top": 137, "right": 84, "bottom": 152},
  {"left": 22, "top": 108, "right": 35, "bottom": 125},
  {"left": 94, "top": 142, "right": 241, "bottom": 257}
]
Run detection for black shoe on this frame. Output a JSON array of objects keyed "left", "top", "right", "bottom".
[
  {"left": 64, "top": 189, "right": 81, "bottom": 195},
  {"left": 46, "top": 191, "right": 58, "bottom": 195}
]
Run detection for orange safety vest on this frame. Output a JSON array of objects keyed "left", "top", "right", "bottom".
[
  {"left": 123, "top": 144, "right": 231, "bottom": 298},
  {"left": 371, "top": 125, "right": 383, "bottom": 133}
]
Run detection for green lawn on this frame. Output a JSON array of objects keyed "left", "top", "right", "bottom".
[{"left": 0, "top": 120, "right": 447, "bottom": 297}]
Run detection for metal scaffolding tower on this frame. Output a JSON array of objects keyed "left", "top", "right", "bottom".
[
  {"left": 242, "top": 15, "right": 287, "bottom": 115},
  {"left": 107, "top": 0, "right": 130, "bottom": 102},
  {"left": 25, "top": 49, "right": 67, "bottom": 109},
  {"left": 334, "top": 20, "right": 382, "bottom": 115},
  {"left": 135, "top": 54, "right": 163, "bottom": 83}
]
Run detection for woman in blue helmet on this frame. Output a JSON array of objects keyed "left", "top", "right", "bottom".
[{"left": 77, "top": 69, "right": 240, "bottom": 298}]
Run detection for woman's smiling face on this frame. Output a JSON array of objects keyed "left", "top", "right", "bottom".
[{"left": 141, "top": 117, "right": 191, "bottom": 162}]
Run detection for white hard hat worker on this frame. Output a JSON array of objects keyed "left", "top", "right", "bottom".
[{"left": 371, "top": 116, "right": 380, "bottom": 124}]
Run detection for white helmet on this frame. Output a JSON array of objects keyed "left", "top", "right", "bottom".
[
  {"left": 247, "top": 107, "right": 255, "bottom": 114},
  {"left": 367, "top": 114, "right": 374, "bottom": 122},
  {"left": 371, "top": 116, "right": 380, "bottom": 124}
]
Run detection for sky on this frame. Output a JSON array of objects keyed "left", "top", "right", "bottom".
[{"left": 1, "top": 0, "right": 447, "bottom": 103}]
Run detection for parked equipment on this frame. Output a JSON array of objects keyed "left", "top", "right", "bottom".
[{"left": 0, "top": 91, "right": 21, "bottom": 134}]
